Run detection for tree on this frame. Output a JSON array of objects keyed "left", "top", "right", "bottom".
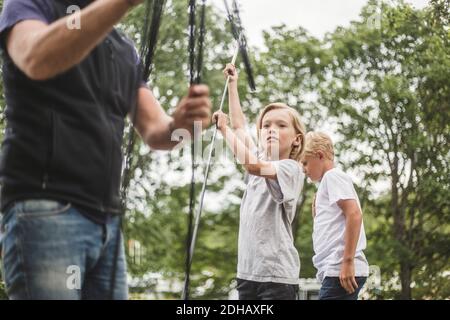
[{"left": 320, "top": 0, "right": 449, "bottom": 299}]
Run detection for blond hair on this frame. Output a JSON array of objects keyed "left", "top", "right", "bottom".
[
  {"left": 256, "top": 103, "right": 306, "bottom": 161},
  {"left": 302, "top": 131, "right": 334, "bottom": 161}
]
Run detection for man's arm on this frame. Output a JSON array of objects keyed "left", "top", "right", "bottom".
[
  {"left": 132, "top": 87, "right": 175, "bottom": 150},
  {"left": 5, "top": 0, "right": 142, "bottom": 80},
  {"left": 338, "top": 199, "right": 363, "bottom": 294},
  {"left": 133, "top": 85, "right": 211, "bottom": 151}
]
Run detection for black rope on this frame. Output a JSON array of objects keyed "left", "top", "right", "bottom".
[
  {"left": 183, "top": 0, "right": 207, "bottom": 301},
  {"left": 195, "top": 0, "right": 207, "bottom": 84},
  {"left": 183, "top": 0, "right": 197, "bottom": 302},
  {"left": 223, "top": 0, "right": 240, "bottom": 42},
  {"left": 183, "top": 0, "right": 255, "bottom": 301},
  {"left": 188, "top": 0, "right": 197, "bottom": 86},
  {"left": 224, "top": 0, "right": 256, "bottom": 92},
  {"left": 111, "top": 0, "right": 166, "bottom": 300},
  {"left": 181, "top": 0, "right": 257, "bottom": 298},
  {"left": 122, "top": 0, "right": 166, "bottom": 204},
  {"left": 141, "top": 0, "right": 165, "bottom": 81}
]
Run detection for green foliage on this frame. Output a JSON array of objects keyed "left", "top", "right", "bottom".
[
  {"left": 0, "top": 0, "right": 448, "bottom": 300},
  {"left": 0, "top": 280, "right": 6, "bottom": 300},
  {"left": 319, "top": 0, "right": 450, "bottom": 299}
]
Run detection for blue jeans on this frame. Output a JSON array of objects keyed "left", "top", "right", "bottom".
[
  {"left": 318, "top": 276, "right": 366, "bottom": 300},
  {"left": 0, "top": 199, "right": 128, "bottom": 300}
]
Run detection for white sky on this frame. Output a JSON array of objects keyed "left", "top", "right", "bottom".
[{"left": 214, "top": 0, "right": 430, "bottom": 47}]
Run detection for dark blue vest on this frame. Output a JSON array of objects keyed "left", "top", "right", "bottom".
[{"left": 0, "top": 0, "right": 143, "bottom": 217}]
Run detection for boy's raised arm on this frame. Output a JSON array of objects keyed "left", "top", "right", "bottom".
[
  {"left": 213, "top": 111, "right": 276, "bottom": 180},
  {"left": 224, "top": 64, "right": 257, "bottom": 152}
]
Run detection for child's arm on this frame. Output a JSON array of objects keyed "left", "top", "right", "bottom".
[
  {"left": 224, "top": 64, "right": 257, "bottom": 151},
  {"left": 214, "top": 111, "right": 276, "bottom": 179},
  {"left": 338, "top": 199, "right": 363, "bottom": 294}
]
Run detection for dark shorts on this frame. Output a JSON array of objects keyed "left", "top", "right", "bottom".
[
  {"left": 236, "top": 278, "right": 299, "bottom": 300},
  {"left": 318, "top": 276, "right": 367, "bottom": 300}
]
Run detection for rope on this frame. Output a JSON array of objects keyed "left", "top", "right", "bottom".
[
  {"left": 112, "top": 0, "right": 166, "bottom": 300},
  {"left": 186, "top": 43, "right": 240, "bottom": 285},
  {"left": 183, "top": 0, "right": 199, "bottom": 301}
]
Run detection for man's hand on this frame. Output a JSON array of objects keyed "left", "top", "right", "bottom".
[
  {"left": 339, "top": 258, "right": 358, "bottom": 294},
  {"left": 172, "top": 85, "right": 211, "bottom": 135},
  {"left": 223, "top": 63, "right": 238, "bottom": 83},
  {"left": 212, "top": 111, "right": 229, "bottom": 132}
]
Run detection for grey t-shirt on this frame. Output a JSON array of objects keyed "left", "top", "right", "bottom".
[{"left": 237, "top": 159, "right": 304, "bottom": 285}]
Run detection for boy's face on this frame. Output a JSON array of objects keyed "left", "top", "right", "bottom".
[
  {"left": 259, "top": 109, "right": 299, "bottom": 160},
  {"left": 301, "top": 154, "right": 324, "bottom": 182}
]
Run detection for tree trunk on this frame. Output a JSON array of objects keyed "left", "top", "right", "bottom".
[
  {"left": 391, "top": 151, "right": 413, "bottom": 299},
  {"left": 400, "top": 262, "right": 412, "bottom": 299}
]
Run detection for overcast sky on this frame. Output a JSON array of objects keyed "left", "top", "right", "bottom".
[{"left": 213, "top": 0, "right": 430, "bottom": 47}]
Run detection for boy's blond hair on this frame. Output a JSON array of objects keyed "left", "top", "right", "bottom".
[
  {"left": 256, "top": 103, "right": 306, "bottom": 162},
  {"left": 303, "top": 131, "right": 334, "bottom": 161}
]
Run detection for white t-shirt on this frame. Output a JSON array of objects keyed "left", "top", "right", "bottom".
[{"left": 312, "top": 168, "right": 369, "bottom": 283}]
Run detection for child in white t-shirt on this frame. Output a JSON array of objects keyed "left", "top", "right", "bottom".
[{"left": 301, "top": 132, "right": 369, "bottom": 300}]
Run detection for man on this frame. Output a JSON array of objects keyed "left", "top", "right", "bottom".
[{"left": 0, "top": 0, "right": 211, "bottom": 299}]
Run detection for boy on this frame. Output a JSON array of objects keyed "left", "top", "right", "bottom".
[{"left": 301, "top": 132, "right": 369, "bottom": 300}]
